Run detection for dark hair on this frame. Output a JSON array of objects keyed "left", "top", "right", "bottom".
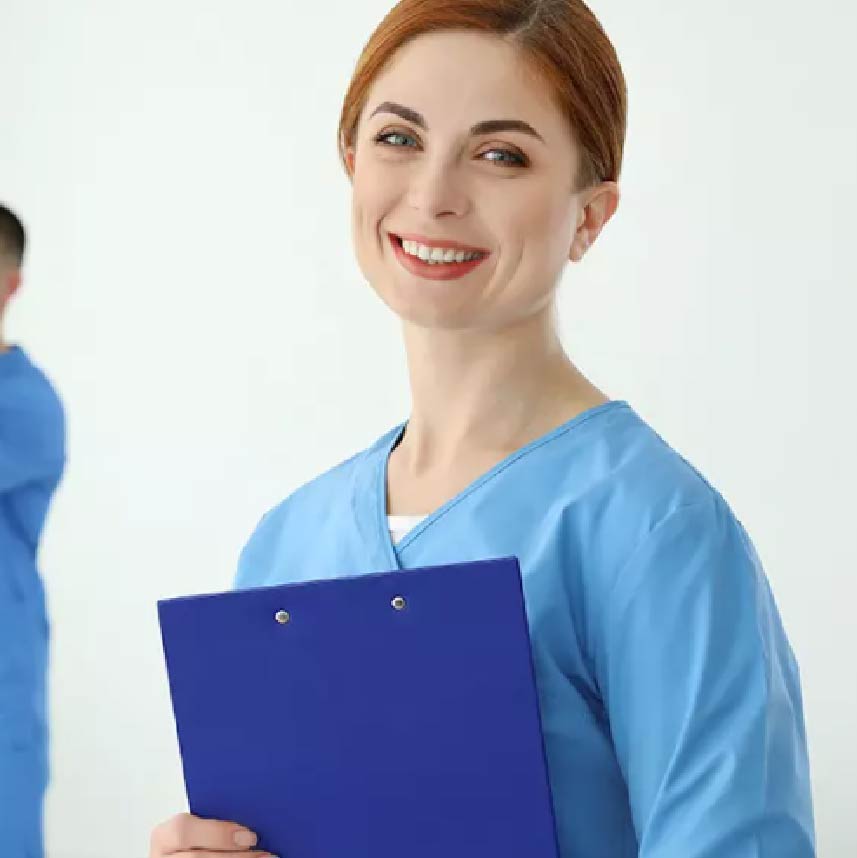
[
  {"left": 338, "top": 0, "right": 628, "bottom": 193},
  {"left": 0, "top": 203, "right": 26, "bottom": 266}
]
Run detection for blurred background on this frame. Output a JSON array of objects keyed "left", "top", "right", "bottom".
[{"left": 1, "top": 0, "right": 855, "bottom": 855}]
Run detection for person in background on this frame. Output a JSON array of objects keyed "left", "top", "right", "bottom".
[{"left": 0, "top": 202, "right": 66, "bottom": 858}]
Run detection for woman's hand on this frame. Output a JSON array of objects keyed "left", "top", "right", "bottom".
[{"left": 149, "top": 812, "right": 276, "bottom": 857}]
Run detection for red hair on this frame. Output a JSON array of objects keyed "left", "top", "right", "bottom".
[{"left": 337, "top": 0, "right": 628, "bottom": 192}]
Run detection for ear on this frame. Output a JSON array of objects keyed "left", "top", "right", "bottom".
[
  {"left": 569, "top": 181, "right": 621, "bottom": 263},
  {"left": 9, "top": 269, "right": 22, "bottom": 297},
  {"left": 344, "top": 145, "right": 356, "bottom": 180},
  {"left": 0, "top": 268, "right": 21, "bottom": 309}
]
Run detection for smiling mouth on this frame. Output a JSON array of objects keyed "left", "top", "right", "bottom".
[
  {"left": 388, "top": 233, "right": 490, "bottom": 281},
  {"left": 390, "top": 234, "right": 488, "bottom": 265}
]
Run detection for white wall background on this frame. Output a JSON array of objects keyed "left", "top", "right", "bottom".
[{"left": 1, "top": 1, "right": 855, "bottom": 855}]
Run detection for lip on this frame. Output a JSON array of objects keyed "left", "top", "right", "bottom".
[
  {"left": 388, "top": 233, "right": 490, "bottom": 282},
  {"left": 392, "top": 232, "right": 491, "bottom": 254}
]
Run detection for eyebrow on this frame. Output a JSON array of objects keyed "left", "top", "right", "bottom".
[{"left": 368, "top": 101, "right": 545, "bottom": 143}]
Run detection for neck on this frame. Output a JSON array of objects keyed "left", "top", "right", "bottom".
[{"left": 397, "top": 306, "right": 608, "bottom": 469}]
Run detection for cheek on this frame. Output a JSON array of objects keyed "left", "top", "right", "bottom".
[
  {"left": 350, "top": 171, "right": 399, "bottom": 284},
  {"left": 495, "top": 211, "right": 554, "bottom": 281},
  {"left": 489, "top": 190, "right": 574, "bottom": 310},
  {"left": 352, "top": 175, "right": 397, "bottom": 251},
  {"left": 511, "top": 189, "right": 575, "bottom": 265},
  {"left": 353, "top": 157, "right": 398, "bottom": 212}
]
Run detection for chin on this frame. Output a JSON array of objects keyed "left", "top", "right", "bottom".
[{"left": 373, "top": 281, "right": 483, "bottom": 331}]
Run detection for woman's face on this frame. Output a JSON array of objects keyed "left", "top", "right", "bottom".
[{"left": 345, "top": 30, "right": 614, "bottom": 332}]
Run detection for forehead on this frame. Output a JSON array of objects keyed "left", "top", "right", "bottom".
[{"left": 363, "top": 30, "right": 567, "bottom": 140}]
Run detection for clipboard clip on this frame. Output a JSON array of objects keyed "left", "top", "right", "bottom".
[{"left": 273, "top": 595, "right": 408, "bottom": 624}]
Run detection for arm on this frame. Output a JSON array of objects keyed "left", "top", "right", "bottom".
[
  {"left": 595, "top": 498, "right": 815, "bottom": 857},
  {"left": 0, "top": 382, "right": 65, "bottom": 493}
]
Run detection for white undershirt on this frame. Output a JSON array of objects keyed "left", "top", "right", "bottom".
[{"left": 388, "top": 514, "right": 429, "bottom": 545}]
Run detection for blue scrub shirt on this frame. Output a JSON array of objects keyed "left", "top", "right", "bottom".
[
  {"left": 233, "top": 399, "right": 815, "bottom": 857},
  {"left": 0, "top": 345, "right": 65, "bottom": 858}
]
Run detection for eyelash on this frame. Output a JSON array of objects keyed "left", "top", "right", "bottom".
[{"left": 373, "top": 130, "right": 528, "bottom": 168}]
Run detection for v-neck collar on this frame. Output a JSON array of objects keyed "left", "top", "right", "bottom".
[{"left": 370, "top": 398, "right": 630, "bottom": 568}]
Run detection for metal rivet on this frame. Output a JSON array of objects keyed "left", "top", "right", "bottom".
[
  {"left": 391, "top": 595, "right": 407, "bottom": 611},
  {"left": 274, "top": 610, "right": 291, "bottom": 624}
]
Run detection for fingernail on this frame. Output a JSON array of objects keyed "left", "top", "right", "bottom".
[{"left": 234, "top": 829, "right": 258, "bottom": 848}]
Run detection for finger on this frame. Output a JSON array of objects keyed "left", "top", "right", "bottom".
[{"left": 151, "top": 812, "right": 260, "bottom": 854}]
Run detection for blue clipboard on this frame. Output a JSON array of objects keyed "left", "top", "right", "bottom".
[{"left": 157, "top": 556, "right": 560, "bottom": 858}]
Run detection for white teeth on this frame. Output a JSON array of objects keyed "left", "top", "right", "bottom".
[{"left": 401, "top": 239, "right": 483, "bottom": 264}]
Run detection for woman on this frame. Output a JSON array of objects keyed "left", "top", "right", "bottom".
[{"left": 150, "top": 1, "right": 815, "bottom": 856}]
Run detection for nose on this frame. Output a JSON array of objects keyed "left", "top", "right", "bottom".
[{"left": 405, "top": 157, "right": 470, "bottom": 219}]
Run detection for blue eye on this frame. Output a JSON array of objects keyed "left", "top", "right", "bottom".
[
  {"left": 373, "top": 131, "right": 527, "bottom": 168},
  {"left": 481, "top": 149, "right": 526, "bottom": 167},
  {"left": 375, "top": 131, "right": 419, "bottom": 148}
]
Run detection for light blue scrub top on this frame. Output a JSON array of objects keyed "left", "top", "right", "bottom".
[
  {"left": 0, "top": 345, "right": 65, "bottom": 858},
  {"left": 234, "top": 399, "right": 815, "bottom": 857}
]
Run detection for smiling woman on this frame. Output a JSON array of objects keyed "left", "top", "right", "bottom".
[
  {"left": 337, "top": 5, "right": 625, "bottom": 332},
  {"left": 148, "top": 3, "right": 816, "bottom": 858}
]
